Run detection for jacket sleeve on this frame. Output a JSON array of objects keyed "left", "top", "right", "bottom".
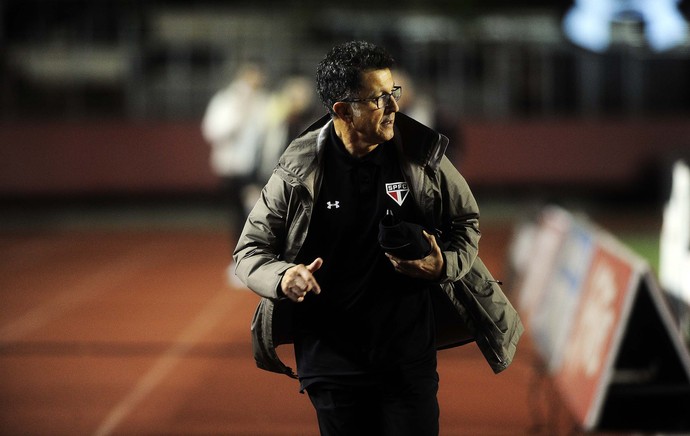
[
  {"left": 232, "top": 171, "right": 297, "bottom": 300},
  {"left": 436, "top": 156, "right": 481, "bottom": 283}
]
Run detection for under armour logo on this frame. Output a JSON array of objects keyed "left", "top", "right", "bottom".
[{"left": 326, "top": 201, "right": 340, "bottom": 209}]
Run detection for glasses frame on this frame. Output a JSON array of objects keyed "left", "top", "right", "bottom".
[{"left": 342, "top": 86, "right": 402, "bottom": 109}]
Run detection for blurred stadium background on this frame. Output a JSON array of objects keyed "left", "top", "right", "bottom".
[{"left": 1, "top": 0, "right": 689, "bottom": 434}]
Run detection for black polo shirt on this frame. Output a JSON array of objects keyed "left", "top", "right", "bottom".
[{"left": 294, "top": 124, "right": 436, "bottom": 390}]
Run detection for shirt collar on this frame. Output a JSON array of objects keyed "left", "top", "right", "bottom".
[{"left": 328, "top": 124, "right": 389, "bottom": 166}]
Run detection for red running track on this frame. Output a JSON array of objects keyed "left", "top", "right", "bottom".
[{"left": 0, "top": 223, "right": 584, "bottom": 435}]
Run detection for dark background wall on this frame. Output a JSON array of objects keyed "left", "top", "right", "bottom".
[
  {"left": 2, "top": 0, "right": 689, "bottom": 203},
  {"left": 2, "top": 117, "right": 689, "bottom": 198}
]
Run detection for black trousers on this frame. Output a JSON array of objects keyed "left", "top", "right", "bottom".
[{"left": 305, "top": 372, "right": 439, "bottom": 436}]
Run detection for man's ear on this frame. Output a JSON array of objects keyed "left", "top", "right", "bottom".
[{"left": 332, "top": 102, "right": 353, "bottom": 122}]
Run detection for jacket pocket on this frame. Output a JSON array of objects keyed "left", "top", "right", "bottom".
[
  {"left": 432, "top": 284, "right": 475, "bottom": 350},
  {"left": 251, "top": 297, "right": 298, "bottom": 378},
  {"left": 451, "top": 257, "right": 523, "bottom": 373}
]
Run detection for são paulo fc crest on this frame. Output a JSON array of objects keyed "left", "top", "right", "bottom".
[{"left": 385, "top": 182, "right": 409, "bottom": 206}]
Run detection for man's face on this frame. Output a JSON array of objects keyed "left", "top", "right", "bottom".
[{"left": 349, "top": 68, "right": 399, "bottom": 150}]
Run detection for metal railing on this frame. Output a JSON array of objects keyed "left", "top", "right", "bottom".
[{"left": 2, "top": 4, "right": 689, "bottom": 120}]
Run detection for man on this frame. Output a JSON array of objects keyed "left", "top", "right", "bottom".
[{"left": 234, "top": 41, "right": 523, "bottom": 436}]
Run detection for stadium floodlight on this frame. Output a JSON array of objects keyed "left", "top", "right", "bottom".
[{"left": 562, "top": 0, "right": 689, "bottom": 52}]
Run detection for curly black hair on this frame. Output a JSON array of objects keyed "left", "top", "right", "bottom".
[{"left": 316, "top": 41, "right": 395, "bottom": 116}]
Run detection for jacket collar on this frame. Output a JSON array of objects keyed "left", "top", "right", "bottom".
[
  {"left": 277, "top": 112, "right": 448, "bottom": 194},
  {"left": 298, "top": 112, "right": 448, "bottom": 170},
  {"left": 392, "top": 112, "right": 448, "bottom": 171}
]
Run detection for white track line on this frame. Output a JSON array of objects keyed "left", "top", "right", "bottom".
[{"left": 93, "top": 289, "right": 233, "bottom": 436}]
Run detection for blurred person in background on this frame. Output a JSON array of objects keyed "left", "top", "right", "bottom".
[
  {"left": 250, "top": 74, "right": 319, "bottom": 203},
  {"left": 201, "top": 62, "right": 270, "bottom": 241},
  {"left": 233, "top": 40, "right": 522, "bottom": 436},
  {"left": 393, "top": 68, "right": 464, "bottom": 164},
  {"left": 392, "top": 68, "right": 435, "bottom": 127}
]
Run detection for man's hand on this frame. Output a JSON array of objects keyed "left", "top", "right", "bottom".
[
  {"left": 280, "top": 257, "right": 323, "bottom": 302},
  {"left": 385, "top": 231, "right": 444, "bottom": 281}
]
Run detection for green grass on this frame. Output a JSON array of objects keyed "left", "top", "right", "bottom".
[{"left": 618, "top": 233, "right": 660, "bottom": 274}]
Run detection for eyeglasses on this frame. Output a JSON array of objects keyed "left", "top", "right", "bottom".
[{"left": 342, "top": 86, "right": 402, "bottom": 109}]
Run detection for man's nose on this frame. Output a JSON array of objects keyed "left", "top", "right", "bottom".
[{"left": 385, "top": 96, "right": 399, "bottom": 113}]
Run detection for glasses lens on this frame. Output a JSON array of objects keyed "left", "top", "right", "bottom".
[
  {"left": 378, "top": 87, "right": 402, "bottom": 108},
  {"left": 376, "top": 95, "right": 387, "bottom": 108}
]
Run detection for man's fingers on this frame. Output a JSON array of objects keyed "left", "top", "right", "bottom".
[
  {"left": 307, "top": 257, "right": 323, "bottom": 273},
  {"left": 423, "top": 231, "right": 442, "bottom": 255},
  {"left": 282, "top": 260, "right": 323, "bottom": 302},
  {"left": 297, "top": 271, "right": 321, "bottom": 295},
  {"left": 305, "top": 258, "right": 323, "bottom": 294},
  {"left": 385, "top": 246, "right": 443, "bottom": 280}
]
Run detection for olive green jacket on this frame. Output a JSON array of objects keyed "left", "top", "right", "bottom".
[{"left": 233, "top": 113, "right": 523, "bottom": 378}]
